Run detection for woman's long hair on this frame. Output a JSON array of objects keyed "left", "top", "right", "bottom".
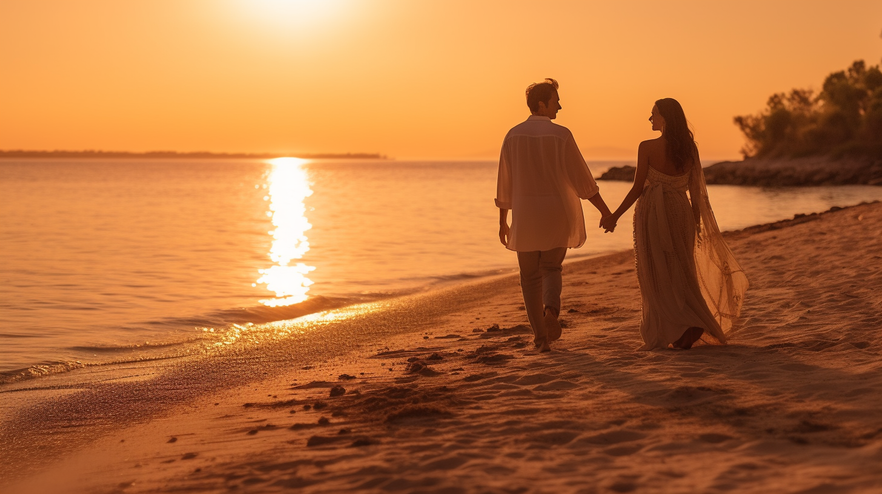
[{"left": 655, "top": 98, "right": 696, "bottom": 173}]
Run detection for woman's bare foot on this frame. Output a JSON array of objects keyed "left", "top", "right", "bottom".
[
  {"left": 537, "top": 340, "right": 551, "bottom": 353},
  {"left": 545, "top": 307, "right": 562, "bottom": 342},
  {"left": 673, "top": 327, "right": 704, "bottom": 349}
]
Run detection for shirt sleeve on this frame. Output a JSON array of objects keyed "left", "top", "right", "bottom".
[
  {"left": 565, "top": 134, "right": 599, "bottom": 199},
  {"left": 495, "top": 139, "right": 512, "bottom": 209}
]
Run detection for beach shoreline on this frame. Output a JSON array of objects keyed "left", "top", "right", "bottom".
[{"left": 2, "top": 201, "right": 882, "bottom": 493}]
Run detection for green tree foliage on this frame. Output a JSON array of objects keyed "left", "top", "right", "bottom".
[{"left": 734, "top": 60, "right": 882, "bottom": 159}]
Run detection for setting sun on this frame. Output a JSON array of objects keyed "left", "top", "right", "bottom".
[{"left": 228, "top": 0, "right": 353, "bottom": 34}]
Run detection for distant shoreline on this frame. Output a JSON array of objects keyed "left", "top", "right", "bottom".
[
  {"left": 0, "top": 150, "right": 389, "bottom": 160},
  {"left": 598, "top": 156, "right": 882, "bottom": 186}
]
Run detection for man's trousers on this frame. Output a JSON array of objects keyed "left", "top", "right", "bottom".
[{"left": 516, "top": 247, "right": 567, "bottom": 340}]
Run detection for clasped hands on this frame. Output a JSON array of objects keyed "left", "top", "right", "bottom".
[
  {"left": 600, "top": 213, "right": 618, "bottom": 233},
  {"left": 500, "top": 213, "right": 618, "bottom": 243}
]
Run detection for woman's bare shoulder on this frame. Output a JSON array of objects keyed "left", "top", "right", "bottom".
[
  {"left": 640, "top": 137, "right": 665, "bottom": 148},
  {"left": 638, "top": 137, "right": 665, "bottom": 151}
]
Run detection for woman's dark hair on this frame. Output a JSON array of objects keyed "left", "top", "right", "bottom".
[{"left": 655, "top": 98, "right": 696, "bottom": 172}]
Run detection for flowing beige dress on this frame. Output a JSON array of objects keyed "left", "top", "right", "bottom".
[{"left": 633, "top": 165, "right": 748, "bottom": 350}]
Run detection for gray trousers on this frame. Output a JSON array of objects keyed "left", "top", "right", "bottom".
[{"left": 516, "top": 247, "right": 567, "bottom": 339}]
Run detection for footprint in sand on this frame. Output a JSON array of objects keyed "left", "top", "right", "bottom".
[
  {"left": 699, "top": 433, "right": 734, "bottom": 444},
  {"left": 608, "top": 480, "right": 640, "bottom": 493}
]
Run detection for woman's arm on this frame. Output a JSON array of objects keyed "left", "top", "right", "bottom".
[{"left": 602, "top": 141, "right": 651, "bottom": 232}]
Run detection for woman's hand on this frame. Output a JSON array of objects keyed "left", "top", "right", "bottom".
[{"left": 600, "top": 214, "right": 618, "bottom": 233}]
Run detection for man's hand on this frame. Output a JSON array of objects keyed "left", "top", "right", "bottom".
[
  {"left": 499, "top": 222, "right": 510, "bottom": 246},
  {"left": 498, "top": 208, "right": 510, "bottom": 247},
  {"left": 600, "top": 214, "right": 617, "bottom": 233}
]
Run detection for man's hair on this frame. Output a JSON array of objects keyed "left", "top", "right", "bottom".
[{"left": 526, "top": 78, "right": 559, "bottom": 113}]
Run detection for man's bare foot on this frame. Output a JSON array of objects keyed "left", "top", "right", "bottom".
[
  {"left": 532, "top": 323, "right": 549, "bottom": 348},
  {"left": 537, "top": 340, "right": 551, "bottom": 353},
  {"left": 673, "top": 327, "right": 704, "bottom": 349},
  {"left": 545, "top": 307, "right": 562, "bottom": 342}
]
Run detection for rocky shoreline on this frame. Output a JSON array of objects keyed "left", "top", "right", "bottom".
[{"left": 599, "top": 156, "right": 882, "bottom": 186}]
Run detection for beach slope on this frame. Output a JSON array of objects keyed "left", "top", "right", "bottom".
[{"left": 3, "top": 202, "right": 882, "bottom": 494}]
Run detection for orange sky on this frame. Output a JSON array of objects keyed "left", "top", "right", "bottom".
[{"left": 1, "top": 0, "right": 880, "bottom": 160}]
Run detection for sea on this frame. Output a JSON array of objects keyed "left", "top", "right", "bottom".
[{"left": 2, "top": 158, "right": 881, "bottom": 384}]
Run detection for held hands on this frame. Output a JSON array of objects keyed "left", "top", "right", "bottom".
[{"left": 600, "top": 214, "right": 618, "bottom": 233}]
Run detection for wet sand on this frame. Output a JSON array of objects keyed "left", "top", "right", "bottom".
[{"left": 2, "top": 202, "right": 882, "bottom": 494}]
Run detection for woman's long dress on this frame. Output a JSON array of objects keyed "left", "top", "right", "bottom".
[{"left": 633, "top": 166, "right": 748, "bottom": 350}]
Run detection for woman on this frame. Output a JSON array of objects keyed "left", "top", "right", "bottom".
[{"left": 602, "top": 98, "right": 748, "bottom": 350}]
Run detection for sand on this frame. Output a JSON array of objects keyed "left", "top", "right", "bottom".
[{"left": 2, "top": 202, "right": 882, "bottom": 494}]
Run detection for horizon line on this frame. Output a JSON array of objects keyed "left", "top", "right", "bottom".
[
  {"left": 0, "top": 149, "right": 390, "bottom": 160},
  {"left": 0, "top": 149, "right": 742, "bottom": 164}
]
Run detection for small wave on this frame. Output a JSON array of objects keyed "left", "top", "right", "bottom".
[
  {"left": 69, "top": 339, "right": 194, "bottom": 353},
  {"left": 0, "top": 271, "right": 515, "bottom": 387},
  {"left": 150, "top": 294, "right": 388, "bottom": 330},
  {"left": 0, "top": 360, "right": 88, "bottom": 386},
  {"left": 0, "top": 351, "right": 203, "bottom": 387},
  {"left": 0, "top": 294, "right": 395, "bottom": 386}
]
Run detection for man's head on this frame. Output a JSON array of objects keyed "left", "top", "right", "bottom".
[{"left": 526, "top": 78, "right": 561, "bottom": 119}]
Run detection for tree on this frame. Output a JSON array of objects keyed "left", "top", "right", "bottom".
[{"left": 734, "top": 59, "right": 882, "bottom": 159}]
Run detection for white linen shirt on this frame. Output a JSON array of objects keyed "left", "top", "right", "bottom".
[{"left": 495, "top": 115, "right": 600, "bottom": 252}]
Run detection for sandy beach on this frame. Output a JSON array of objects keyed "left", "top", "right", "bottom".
[{"left": 3, "top": 201, "right": 882, "bottom": 494}]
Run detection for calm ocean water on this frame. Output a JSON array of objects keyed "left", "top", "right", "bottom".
[{"left": 2, "top": 158, "right": 881, "bottom": 383}]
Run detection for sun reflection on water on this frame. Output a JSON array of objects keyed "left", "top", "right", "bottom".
[{"left": 256, "top": 157, "right": 315, "bottom": 306}]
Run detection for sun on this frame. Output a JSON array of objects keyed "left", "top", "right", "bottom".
[
  {"left": 236, "top": 0, "right": 347, "bottom": 33},
  {"left": 253, "top": 0, "right": 334, "bottom": 18}
]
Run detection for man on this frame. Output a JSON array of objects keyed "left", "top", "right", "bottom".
[{"left": 496, "top": 78, "right": 611, "bottom": 352}]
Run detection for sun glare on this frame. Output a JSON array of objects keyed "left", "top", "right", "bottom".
[
  {"left": 232, "top": 0, "right": 349, "bottom": 34},
  {"left": 256, "top": 158, "right": 315, "bottom": 306}
]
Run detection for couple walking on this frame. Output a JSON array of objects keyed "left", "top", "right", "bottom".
[{"left": 496, "top": 78, "right": 748, "bottom": 352}]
